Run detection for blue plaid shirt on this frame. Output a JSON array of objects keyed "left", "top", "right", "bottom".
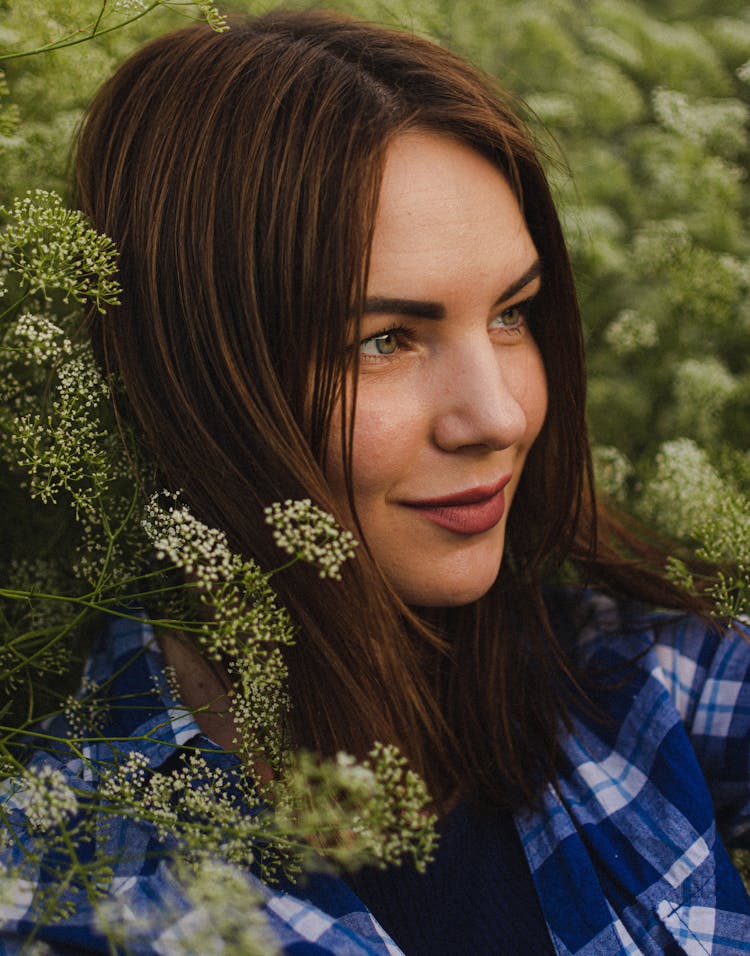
[{"left": 2, "top": 594, "right": 750, "bottom": 954}]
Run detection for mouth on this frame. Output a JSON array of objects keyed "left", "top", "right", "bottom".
[{"left": 402, "top": 475, "right": 512, "bottom": 536}]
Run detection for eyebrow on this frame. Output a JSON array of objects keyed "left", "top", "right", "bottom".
[{"left": 362, "top": 258, "right": 543, "bottom": 319}]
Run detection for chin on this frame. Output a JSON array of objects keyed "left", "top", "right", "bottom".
[{"left": 401, "top": 568, "right": 499, "bottom": 608}]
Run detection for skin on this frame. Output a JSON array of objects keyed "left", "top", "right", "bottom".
[{"left": 326, "top": 130, "right": 548, "bottom": 606}]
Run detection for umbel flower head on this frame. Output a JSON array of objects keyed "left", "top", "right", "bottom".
[
  {"left": 0, "top": 190, "right": 120, "bottom": 310},
  {"left": 264, "top": 499, "right": 358, "bottom": 579}
]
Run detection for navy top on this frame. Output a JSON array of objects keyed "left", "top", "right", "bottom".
[{"left": 349, "top": 801, "right": 555, "bottom": 955}]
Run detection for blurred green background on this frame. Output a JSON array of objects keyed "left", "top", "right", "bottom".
[{"left": 3, "top": 0, "right": 749, "bottom": 502}]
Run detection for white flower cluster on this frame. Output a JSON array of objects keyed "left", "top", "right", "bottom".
[
  {"left": 95, "top": 858, "right": 277, "bottom": 956},
  {"left": 354, "top": 743, "right": 438, "bottom": 872},
  {"left": 264, "top": 499, "right": 358, "bottom": 579},
  {"left": 592, "top": 445, "right": 633, "bottom": 503},
  {"left": 63, "top": 677, "right": 108, "bottom": 740},
  {"left": 14, "top": 351, "right": 112, "bottom": 517},
  {"left": 228, "top": 643, "right": 291, "bottom": 771},
  {"left": 99, "top": 750, "right": 150, "bottom": 804},
  {"left": 22, "top": 765, "right": 78, "bottom": 832},
  {"left": 639, "top": 438, "right": 750, "bottom": 567},
  {"left": 604, "top": 309, "right": 659, "bottom": 356},
  {"left": 652, "top": 88, "right": 749, "bottom": 157},
  {"left": 0, "top": 190, "right": 120, "bottom": 311},
  {"left": 100, "top": 750, "right": 263, "bottom": 869},
  {"left": 584, "top": 25, "right": 643, "bottom": 73},
  {"left": 739, "top": 60, "right": 750, "bottom": 84},
  {"left": 143, "top": 493, "right": 235, "bottom": 589},
  {"left": 673, "top": 357, "right": 737, "bottom": 444},
  {"left": 633, "top": 219, "right": 692, "bottom": 271},
  {"left": 142, "top": 492, "right": 295, "bottom": 750},
  {"left": 273, "top": 743, "right": 437, "bottom": 873},
  {"left": 200, "top": 565, "right": 295, "bottom": 662},
  {"left": 334, "top": 751, "right": 378, "bottom": 792},
  {"left": 4, "top": 312, "right": 72, "bottom": 364},
  {"left": 176, "top": 859, "right": 278, "bottom": 956}
]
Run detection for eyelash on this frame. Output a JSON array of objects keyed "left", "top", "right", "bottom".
[
  {"left": 358, "top": 295, "right": 537, "bottom": 359},
  {"left": 490, "top": 296, "right": 535, "bottom": 335},
  {"left": 359, "top": 323, "right": 417, "bottom": 360}
]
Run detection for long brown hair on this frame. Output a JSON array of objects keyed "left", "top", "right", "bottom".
[{"left": 75, "top": 9, "right": 707, "bottom": 809}]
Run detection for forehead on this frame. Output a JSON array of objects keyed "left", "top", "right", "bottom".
[{"left": 368, "top": 130, "right": 538, "bottom": 301}]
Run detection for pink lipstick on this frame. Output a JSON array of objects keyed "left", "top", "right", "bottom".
[{"left": 403, "top": 475, "right": 511, "bottom": 536}]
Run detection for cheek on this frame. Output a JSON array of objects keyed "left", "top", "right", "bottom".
[
  {"left": 528, "top": 356, "right": 548, "bottom": 442},
  {"left": 358, "top": 405, "right": 425, "bottom": 507},
  {"left": 507, "top": 345, "right": 548, "bottom": 448},
  {"left": 324, "top": 393, "right": 419, "bottom": 507}
]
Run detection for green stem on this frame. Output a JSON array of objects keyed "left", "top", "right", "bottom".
[
  {"left": 0, "top": 605, "right": 90, "bottom": 682},
  {"left": 92, "top": 483, "right": 140, "bottom": 593},
  {"left": 91, "top": 0, "right": 109, "bottom": 36},
  {"left": 0, "top": 289, "right": 30, "bottom": 324},
  {"left": 0, "top": 3, "right": 161, "bottom": 62}
]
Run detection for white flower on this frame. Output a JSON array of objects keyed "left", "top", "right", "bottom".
[
  {"left": 592, "top": 445, "right": 633, "bottom": 503},
  {"left": 22, "top": 765, "right": 78, "bottom": 832},
  {"left": 639, "top": 438, "right": 750, "bottom": 565},
  {"left": 264, "top": 499, "right": 358, "bottom": 579},
  {"left": 0, "top": 190, "right": 120, "bottom": 310},
  {"left": 604, "top": 309, "right": 658, "bottom": 356},
  {"left": 142, "top": 492, "right": 235, "bottom": 588},
  {"left": 4, "top": 312, "right": 72, "bottom": 364}
]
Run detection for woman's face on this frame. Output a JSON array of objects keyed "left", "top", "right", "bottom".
[{"left": 326, "top": 130, "right": 548, "bottom": 606}]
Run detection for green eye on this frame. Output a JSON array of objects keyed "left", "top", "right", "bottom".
[
  {"left": 491, "top": 305, "right": 525, "bottom": 329},
  {"left": 360, "top": 331, "right": 400, "bottom": 356}
]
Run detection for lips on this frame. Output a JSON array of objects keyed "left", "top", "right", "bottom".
[{"left": 402, "top": 475, "right": 511, "bottom": 536}]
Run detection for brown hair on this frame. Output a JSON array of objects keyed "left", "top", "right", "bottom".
[{"left": 75, "top": 8, "right": 707, "bottom": 809}]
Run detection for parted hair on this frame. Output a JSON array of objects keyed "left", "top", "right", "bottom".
[{"left": 75, "top": 8, "right": 706, "bottom": 808}]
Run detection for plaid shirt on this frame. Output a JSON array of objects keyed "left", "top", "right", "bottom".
[{"left": 1, "top": 594, "right": 750, "bottom": 954}]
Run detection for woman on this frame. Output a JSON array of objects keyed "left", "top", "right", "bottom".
[{"left": 2, "top": 8, "right": 750, "bottom": 954}]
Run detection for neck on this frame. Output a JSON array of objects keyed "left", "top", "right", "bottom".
[{"left": 159, "top": 631, "right": 238, "bottom": 750}]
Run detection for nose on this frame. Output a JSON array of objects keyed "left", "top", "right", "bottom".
[{"left": 431, "top": 337, "right": 529, "bottom": 452}]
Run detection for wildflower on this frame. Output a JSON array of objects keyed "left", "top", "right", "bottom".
[
  {"left": 672, "top": 357, "right": 737, "bottom": 445},
  {"left": 2, "top": 312, "right": 72, "bottom": 364},
  {"left": 9, "top": 345, "right": 123, "bottom": 523},
  {"left": 63, "top": 677, "right": 109, "bottom": 739},
  {"left": 355, "top": 743, "right": 438, "bottom": 872},
  {"left": 22, "top": 765, "right": 78, "bottom": 832},
  {"left": 0, "top": 190, "right": 120, "bottom": 311},
  {"left": 176, "top": 859, "right": 277, "bottom": 956},
  {"left": 197, "top": 1, "right": 229, "bottom": 32},
  {"left": 99, "top": 751, "right": 151, "bottom": 804},
  {"left": 604, "top": 309, "right": 658, "bottom": 356},
  {"left": 142, "top": 492, "right": 235, "bottom": 589},
  {"left": 95, "top": 859, "right": 277, "bottom": 956},
  {"left": 639, "top": 438, "right": 750, "bottom": 562},
  {"left": 264, "top": 499, "right": 358, "bottom": 579},
  {"left": 652, "top": 88, "right": 748, "bottom": 157},
  {"left": 592, "top": 445, "right": 633, "bottom": 504},
  {"left": 274, "top": 744, "right": 437, "bottom": 873}
]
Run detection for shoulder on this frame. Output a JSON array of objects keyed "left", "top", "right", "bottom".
[
  {"left": 562, "top": 588, "right": 750, "bottom": 730},
  {"left": 549, "top": 588, "right": 750, "bottom": 848},
  {"left": 520, "top": 591, "right": 750, "bottom": 953},
  {"left": 0, "top": 614, "right": 401, "bottom": 956}
]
